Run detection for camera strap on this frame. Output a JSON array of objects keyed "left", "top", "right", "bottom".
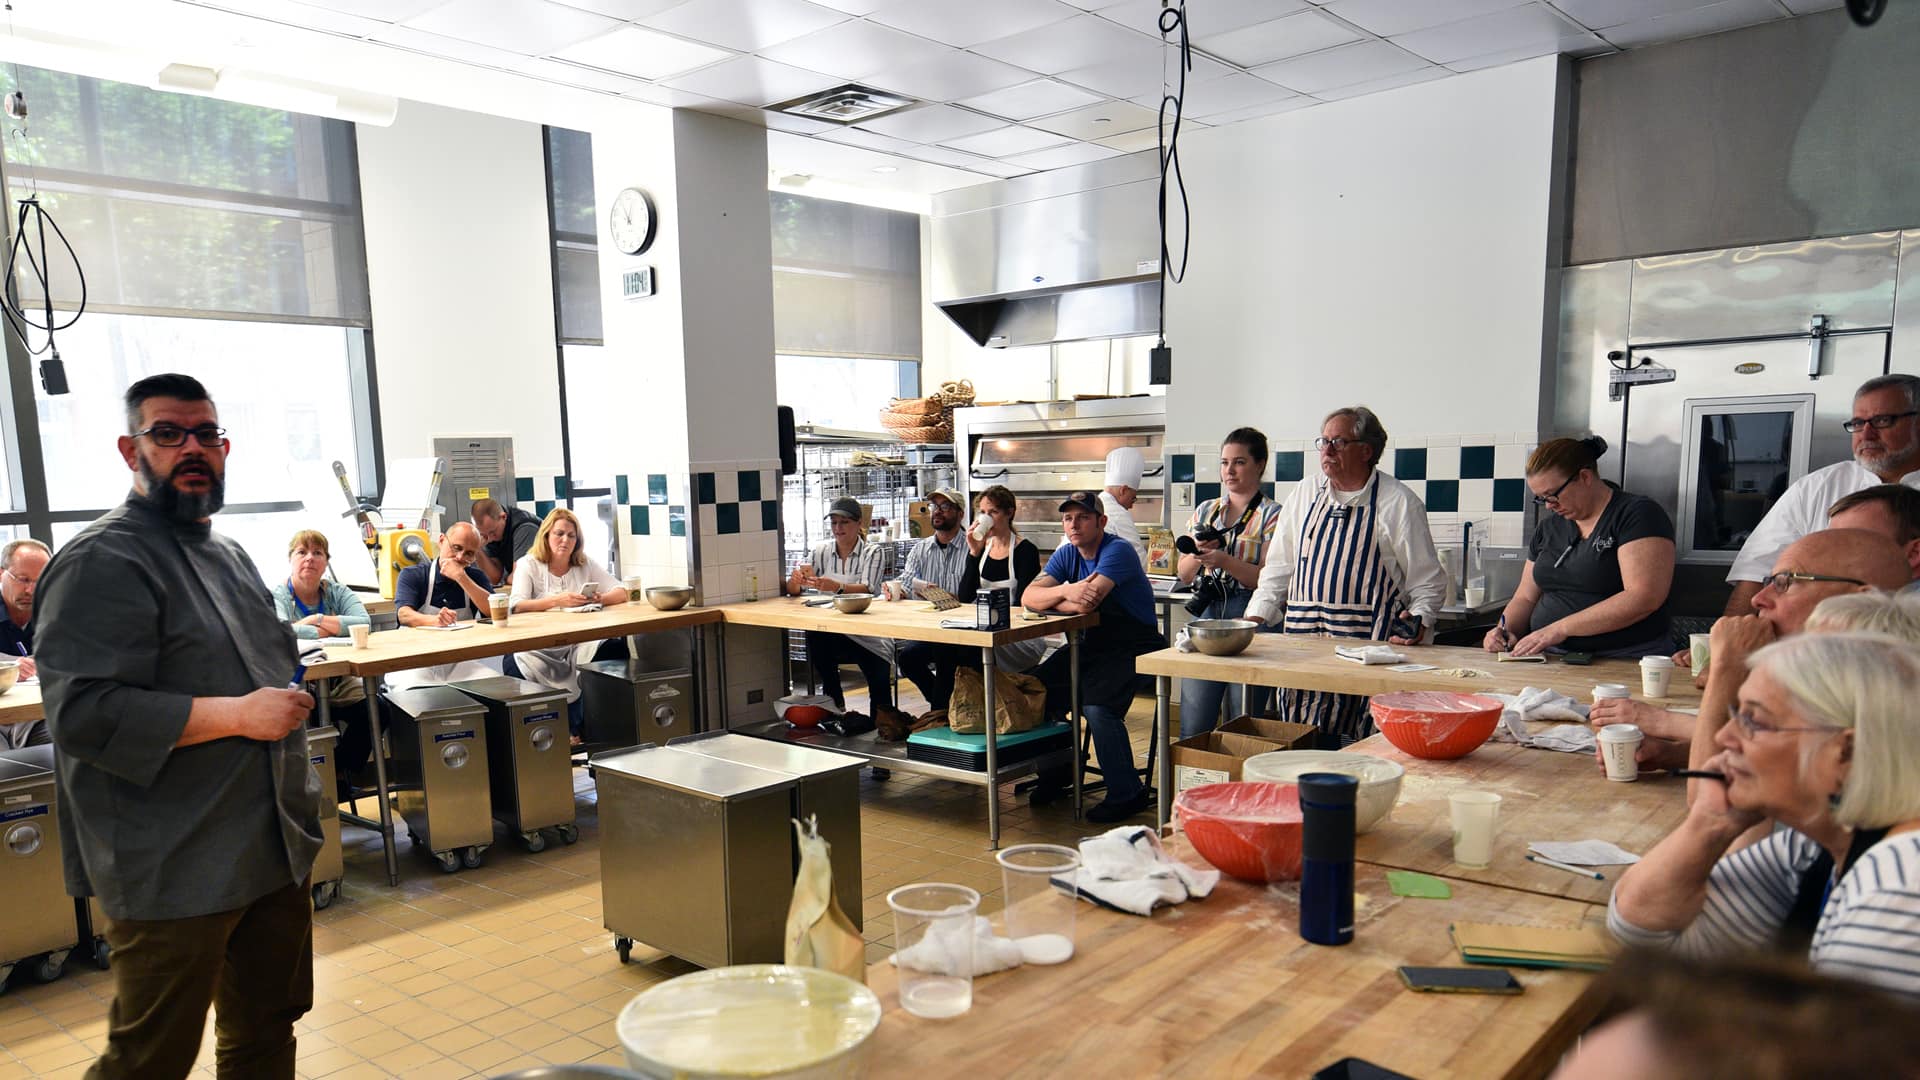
[{"left": 1205, "top": 492, "right": 1264, "bottom": 546}]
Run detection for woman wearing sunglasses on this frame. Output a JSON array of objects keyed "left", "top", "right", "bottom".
[
  {"left": 1608, "top": 630, "right": 1920, "bottom": 998},
  {"left": 1485, "top": 436, "right": 1676, "bottom": 657}
]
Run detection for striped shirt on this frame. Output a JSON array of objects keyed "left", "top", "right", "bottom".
[
  {"left": 1610, "top": 826, "right": 1920, "bottom": 998},
  {"left": 895, "top": 534, "right": 968, "bottom": 594},
  {"left": 1186, "top": 495, "right": 1284, "bottom": 571},
  {"left": 807, "top": 538, "right": 887, "bottom": 594}
]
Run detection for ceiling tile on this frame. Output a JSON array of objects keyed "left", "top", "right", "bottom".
[
  {"left": 866, "top": 49, "right": 1037, "bottom": 100},
  {"left": 295, "top": 0, "right": 445, "bottom": 18},
  {"left": 556, "top": 24, "right": 734, "bottom": 77},
  {"left": 1252, "top": 39, "right": 1430, "bottom": 92},
  {"left": 963, "top": 158, "right": 1037, "bottom": 178},
  {"left": 1055, "top": 50, "right": 1235, "bottom": 99},
  {"left": 1060, "top": 0, "right": 1132, "bottom": 9},
  {"left": 1026, "top": 99, "right": 1161, "bottom": 139},
  {"left": 759, "top": 19, "right": 950, "bottom": 80},
  {"left": 959, "top": 78, "right": 1104, "bottom": 120},
  {"left": 814, "top": 125, "right": 922, "bottom": 152},
  {"left": 372, "top": 24, "right": 529, "bottom": 65},
  {"left": 1003, "top": 140, "right": 1124, "bottom": 170},
  {"left": 1322, "top": 0, "right": 1532, "bottom": 37},
  {"left": 898, "top": 143, "right": 997, "bottom": 168},
  {"left": 1778, "top": 0, "right": 1841, "bottom": 10},
  {"left": 941, "top": 124, "right": 1072, "bottom": 156},
  {"left": 858, "top": 103, "right": 1005, "bottom": 141},
  {"left": 1195, "top": 9, "right": 1363, "bottom": 67},
  {"left": 1196, "top": 95, "right": 1320, "bottom": 125},
  {"left": 868, "top": 0, "right": 1079, "bottom": 48},
  {"left": 1551, "top": 0, "right": 1722, "bottom": 28},
  {"left": 550, "top": 0, "right": 689, "bottom": 17},
  {"left": 1392, "top": 3, "right": 1597, "bottom": 64},
  {"left": 642, "top": 0, "right": 849, "bottom": 52},
  {"left": 622, "top": 82, "right": 729, "bottom": 107},
  {"left": 1094, "top": 126, "right": 1162, "bottom": 152},
  {"left": 763, "top": 110, "right": 839, "bottom": 133},
  {"left": 1162, "top": 71, "right": 1299, "bottom": 118},
  {"left": 189, "top": 0, "right": 394, "bottom": 36},
  {"left": 973, "top": 14, "right": 1164, "bottom": 74},
  {"left": 661, "top": 54, "right": 837, "bottom": 103},
  {"left": 1097, "top": 0, "right": 1310, "bottom": 38},
  {"left": 1312, "top": 64, "right": 1451, "bottom": 99},
  {"left": 405, "top": 0, "right": 619, "bottom": 54},
  {"left": 1595, "top": 0, "right": 1784, "bottom": 47},
  {"left": 502, "top": 56, "right": 650, "bottom": 92},
  {"left": 801, "top": 0, "right": 887, "bottom": 10}
]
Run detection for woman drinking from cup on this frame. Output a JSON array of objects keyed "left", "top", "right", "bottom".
[
  {"left": 508, "top": 508, "right": 627, "bottom": 744},
  {"left": 1486, "top": 436, "right": 1675, "bottom": 658},
  {"left": 271, "top": 529, "right": 372, "bottom": 797},
  {"left": 1608, "top": 632, "right": 1920, "bottom": 998},
  {"left": 950, "top": 485, "right": 1046, "bottom": 674},
  {"left": 1176, "top": 427, "right": 1285, "bottom": 736}
]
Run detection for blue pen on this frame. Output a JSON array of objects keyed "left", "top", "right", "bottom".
[
  {"left": 1498, "top": 614, "right": 1510, "bottom": 647},
  {"left": 290, "top": 663, "right": 307, "bottom": 689}
]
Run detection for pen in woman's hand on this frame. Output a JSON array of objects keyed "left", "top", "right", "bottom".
[{"left": 1670, "top": 769, "right": 1728, "bottom": 782}]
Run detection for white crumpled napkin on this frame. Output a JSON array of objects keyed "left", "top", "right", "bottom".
[
  {"left": 888, "top": 915, "right": 1023, "bottom": 977},
  {"left": 1335, "top": 645, "right": 1406, "bottom": 665},
  {"left": 1174, "top": 628, "right": 1195, "bottom": 653},
  {"left": 1489, "top": 687, "right": 1595, "bottom": 752},
  {"left": 1058, "top": 825, "right": 1220, "bottom": 917}
]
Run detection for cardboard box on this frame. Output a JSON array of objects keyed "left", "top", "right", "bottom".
[
  {"left": 1170, "top": 715, "right": 1321, "bottom": 793},
  {"left": 907, "top": 500, "right": 932, "bottom": 539}
]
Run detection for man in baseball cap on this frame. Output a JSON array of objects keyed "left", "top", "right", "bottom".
[{"left": 786, "top": 496, "right": 904, "bottom": 726}]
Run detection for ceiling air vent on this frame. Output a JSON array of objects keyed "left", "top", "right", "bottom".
[{"left": 771, "top": 84, "right": 915, "bottom": 124}]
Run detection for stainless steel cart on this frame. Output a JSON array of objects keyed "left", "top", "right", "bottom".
[
  {"left": 450, "top": 676, "right": 578, "bottom": 851},
  {"left": 380, "top": 686, "right": 492, "bottom": 873},
  {"left": 1, "top": 745, "right": 109, "bottom": 971},
  {"left": 578, "top": 662, "right": 697, "bottom": 754},
  {"left": 0, "top": 755, "right": 73, "bottom": 988},
  {"left": 307, "top": 724, "right": 345, "bottom": 908}
]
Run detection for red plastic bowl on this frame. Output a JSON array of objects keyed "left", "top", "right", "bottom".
[
  {"left": 1173, "top": 782, "right": 1303, "bottom": 883},
  {"left": 1370, "top": 691, "right": 1504, "bottom": 760}
]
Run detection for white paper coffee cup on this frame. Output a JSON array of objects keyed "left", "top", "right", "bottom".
[
  {"left": 1463, "top": 585, "right": 1486, "bottom": 607},
  {"left": 349, "top": 624, "right": 370, "bottom": 650},
  {"left": 1592, "top": 683, "right": 1631, "bottom": 703},
  {"left": 1640, "top": 655, "right": 1674, "bottom": 698},
  {"left": 1598, "top": 723, "right": 1643, "bottom": 781},
  {"left": 1689, "top": 633, "right": 1710, "bottom": 678}
]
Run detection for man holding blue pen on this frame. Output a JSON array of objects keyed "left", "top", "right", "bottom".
[{"left": 36, "top": 373, "right": 322, "bottom": 1080}]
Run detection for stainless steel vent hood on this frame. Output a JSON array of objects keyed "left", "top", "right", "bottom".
[{"left": 931, "top": 151, "right": 1162, "bottom": 348}]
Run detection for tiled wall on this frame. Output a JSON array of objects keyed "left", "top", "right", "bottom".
[{"left": 1165, "top": 432, "right": 1537, "bottom": 549}]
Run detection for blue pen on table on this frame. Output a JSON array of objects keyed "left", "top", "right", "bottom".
[{"left": 1526, "top": 854, "right": 1604, "bottom": 880}]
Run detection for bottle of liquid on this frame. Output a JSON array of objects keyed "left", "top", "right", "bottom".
[
  {"left": 1297, "top": 772, "right": 1358, "bottom": 946},
  {"left": 745, "top": 566, "right": 759, "bottom": 602}
]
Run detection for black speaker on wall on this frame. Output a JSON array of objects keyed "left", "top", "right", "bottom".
[{"left": 777, "top": 405, "right": 797, "bottom": 476}]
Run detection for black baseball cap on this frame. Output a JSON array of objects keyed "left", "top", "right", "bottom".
[{"left": 1058, "top": 491, "right": 1102, "bottom": 515}]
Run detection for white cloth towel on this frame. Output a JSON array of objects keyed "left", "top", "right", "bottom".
[
  {"left": 1174, "top": 628, "right": 1195, "bottom": 653},
  {"left": 888, "top": 915, "right": 1023, "bottom": 977},
  {"left": 1058, "top": 826, "right": 1220, "bottom": 917},
  {"left": 1335, "top": 645, "right": 1405, "bottom": 665},
  {"left": 1489, "top": 687, "right": 1595, "bottom": 752}
]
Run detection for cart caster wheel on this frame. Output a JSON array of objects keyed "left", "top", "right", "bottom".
[
  {"left": 434, "top": 851, "right": 461, "bottom": 874},
  {"left": 557, "top": 824, "right": 580, "bottom": 845},
  {"left": 312, "top": 880, "right": 341, "bottom": 910},
  {"left": 31, "top": 951, "right": 66, "bottom": 984},
  {"left": 523, "top": 831, "right": 547, "bottom": 853},
  {"left": 615, "top": 937, "right": 633, "bottom": 964},
  {"left": 93, "top": 939, "right": 111, "bottom": 971},
  {"left": 461, "top": 845, "right": 486, "bottom": 869}
]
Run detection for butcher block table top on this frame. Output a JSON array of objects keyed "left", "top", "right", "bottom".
[
  {"left": 712, "top": 596, "right": 1096, "bottom": 647},
  {"left": 1137, "top": 635, "right": 1702, "bottom": 707},
  {"left": 1345, "top": 730, "right": 1685, "bottom": 905},
  {"left": 863, "top": 834, "right": 1605, "bottom": 1080},
  {"left": 328, "top": 604, "right": 720, "bottom": 678},
  {"left": 0, "top": 681, "right": 41, "bottom": 724}
]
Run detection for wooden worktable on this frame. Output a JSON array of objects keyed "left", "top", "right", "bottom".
[
  {"left": 712, "top": 596, "right": 1095, "bottom": 647},
  {"left": 0, "top": 682, "right": 41, "bottom": 724},
  {"left": 327, "top": 604, "right": 720, "bottom": 678},
  {"left": 1346, "top": 731, "right": 1685, "bottom": 905},
  {"left": 864, "top": 835, "right": 1604, "bottom": 1080}
]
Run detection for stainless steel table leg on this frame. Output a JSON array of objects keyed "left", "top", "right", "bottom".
[
  {"left": 982, "top": 645, "right": 999, "bottom": 849},
  {"left": 1069, "top": 629, "right": 1082, "bottom": 821},
  {"left": 315, "top": 685, "right": 331, "bottom": 729},
  {"left": 363, "top": 675, "right": 399, "bottom": 886},
  {"left": 1155, "top": 675, "right": 1172, "bottom": 829}
]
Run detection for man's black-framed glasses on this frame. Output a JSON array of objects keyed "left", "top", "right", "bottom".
[
  {"left": 1841, "top": 411, "right": 1918, "bottom": 433},
  {"left": 1531, "top": 471, "right": 1581, "bottom": 507},
  {"left": 1758, "top": 571, "right": 1867, "bottom": 594},
  {"left": 132, "top": 423, "right": 227, "bottom": 448}
]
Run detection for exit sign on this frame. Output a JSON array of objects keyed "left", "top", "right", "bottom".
[{"left": 621, "top": 266, "right": 654, "bottom": 299}]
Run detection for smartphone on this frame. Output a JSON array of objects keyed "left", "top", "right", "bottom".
[
  {"left": 1389, "top": 612, "right": 1423, "bottom": 641},
  {"left": 1311, "top": 1059, "right": 1416, "bottom": 1080},
  {"left": 1397, "top": 966, "right": 1524, "bottom": 994},
  {"left": 1562, "top": 651, "right": 1594, "bottom": 666},
  {"left": 582, "top": 582, "right": 601, "bottom": 598}
]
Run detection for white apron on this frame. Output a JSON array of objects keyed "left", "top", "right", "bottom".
[
  {"left": 385, "top": 562, "right": 502, "bottom": 690},
  {"left": 1280, "top": 473, "right": 1401, "bottom": 742},
  {"left": 979, "top": 542, "right": 1047, "bottom": 672}
]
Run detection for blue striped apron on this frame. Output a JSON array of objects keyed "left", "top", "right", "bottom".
[{"left": 1280, "top": 473, "right": 1401, "bottom": 741}]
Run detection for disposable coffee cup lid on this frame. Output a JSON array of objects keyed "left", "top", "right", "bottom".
[
  {"left": 1641, "top": 655, "right": 1674, "bottom": 667},
  {"left": 1599, "top": 723, "right": 1643, "bottom": 740}
]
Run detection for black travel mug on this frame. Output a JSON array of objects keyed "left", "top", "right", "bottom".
[{"left": 1298, "top": 772, "right": 1358, "bottom": 946}]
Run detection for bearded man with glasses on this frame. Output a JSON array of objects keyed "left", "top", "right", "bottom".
[{"left": 1723, "top": 373, "right": 1920, "bottom": 617}]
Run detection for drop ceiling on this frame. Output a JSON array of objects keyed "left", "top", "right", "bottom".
[{"left": 27, "top": 0, "right": 1847, "bottom": 195}]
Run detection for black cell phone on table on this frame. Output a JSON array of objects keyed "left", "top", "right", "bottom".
[
  {"left": 1561, "top": 651, "right": 1594, "bottom": 666},
  {"left": 1312, "top": 1058, "right": 1417, "bottom": 1080},
  {"left": 1397, "top": 965, "right": 1524, "bottom": 994}
]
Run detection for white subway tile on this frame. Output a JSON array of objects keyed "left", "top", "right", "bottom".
[{"left": 1458, "top": 479, "right": 1494, "bottom": 514}]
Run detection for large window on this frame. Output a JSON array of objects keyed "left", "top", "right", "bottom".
[{"left": 543, "top": 127, "right": 612, "bottom": 565}]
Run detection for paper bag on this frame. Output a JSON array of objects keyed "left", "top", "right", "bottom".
[
  {"left": 784, "top": 815, "right": 864, "bottom": 984},
  {"left": 949, "top": 666, "right": 1047, "bottom": 734}
]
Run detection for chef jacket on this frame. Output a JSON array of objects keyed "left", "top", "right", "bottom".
[
  {"left": 35, "top": 493, "right": 323, "bottom": 921},
  {"left": 1726, "top": 460, "right": 1920, "bottom": 584},
  {"left": 1246, "top": 470, "right": 1448, "bottom": 627}
]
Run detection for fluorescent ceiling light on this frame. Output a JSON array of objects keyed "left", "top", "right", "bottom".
[{"left": 149, "top": 63, "right": 399, "bottom": 126}]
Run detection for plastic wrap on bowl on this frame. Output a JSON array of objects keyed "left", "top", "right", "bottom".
[
  {"left": 1172, "top": 781, "right": 1303, "bottom": 883},
  {"left": 617, "top": 965, "right": 882, "bottom": 1080},
  {"left": 1370, "top": 691, "right": 1504, "bottom": 760},
  {"left": 1241, "top": 750, "right": 1404, "bottom": 833}
]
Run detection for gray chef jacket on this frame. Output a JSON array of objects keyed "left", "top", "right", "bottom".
[{"left": 35, "top": 494, "right": 323, "bottom": 921}]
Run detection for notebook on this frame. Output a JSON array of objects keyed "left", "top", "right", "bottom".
[
  {"left": 1497, "top": 652, "right": 1548, "bottom": 663},
  {"left": 1449, "top": 921, "right": 1612, "bottom": 971}
]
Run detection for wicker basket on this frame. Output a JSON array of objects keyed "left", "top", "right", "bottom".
[
  {"left": 884, "top": 396, "right": 945, "bottom": 416},
  {"left": 878, "top": 379, "right": 971, "bottom": 445}
]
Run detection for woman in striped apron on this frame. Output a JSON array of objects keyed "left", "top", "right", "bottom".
[{"left": 1248, "top": 407, "right": 1449, "bottom": 742}]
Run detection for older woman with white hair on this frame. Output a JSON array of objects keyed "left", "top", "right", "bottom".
[
  {"left": 1802, "top": 589, "right": 1920, "bottom": 638},
  {"left": 1609, "top": 631, "right": 1920, "bottom": 998}
]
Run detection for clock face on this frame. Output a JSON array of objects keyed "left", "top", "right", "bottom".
[{"left": 609, "top": 187, "right": 656, "bottom": 255}]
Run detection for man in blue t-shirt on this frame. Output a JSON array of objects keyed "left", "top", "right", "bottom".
[{"left": 1023, "top": 492, "right": 1165, "bottom": 823}]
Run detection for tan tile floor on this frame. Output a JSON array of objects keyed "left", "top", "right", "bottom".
[{"left": 0, "top": 688, "right": 1160, "bottom": 1079}]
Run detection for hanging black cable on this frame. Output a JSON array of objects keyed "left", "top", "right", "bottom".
[
  {"left": 0, "top": 31, "right": 84, "bottom": 394},
  {"left": 1151, "top": 1, "right": 1192, "bottom": 385},
  {"left": 1846, "top": 0, "right": 1888, "bottom": 27}
]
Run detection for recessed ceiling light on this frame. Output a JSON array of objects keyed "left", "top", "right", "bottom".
[
  {"left": 873, "top": 165, "right": 898, "bottom": 173},
  {"left": 1092, "top": 116, "right": 1111, "bottom": 123}
]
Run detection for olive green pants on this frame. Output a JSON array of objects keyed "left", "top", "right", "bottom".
[{"left": 86, "top": 878, "right": 313, "bottom": 1080}]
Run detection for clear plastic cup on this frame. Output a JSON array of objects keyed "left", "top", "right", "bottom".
[
  {"left": 1449, "top": 791, "right": 1502, "bottom": 869},
  {"left": 995, "top": 844, "right": 1080, "bottom": 966},
  {"left": 887, "top": 883, "right": 979, "bottom": 1019}
]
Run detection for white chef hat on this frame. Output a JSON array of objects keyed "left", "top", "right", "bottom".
[{"left": 1105, "top": 446, "right": 1145, "bottom": 490}]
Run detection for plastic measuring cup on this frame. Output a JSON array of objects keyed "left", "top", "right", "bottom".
[
  {"left": 995, "top": 844, "right": 1080, "bottom": 965},
  {"left": 887, "top": 883, "right": 979, "bottom": 1019}
]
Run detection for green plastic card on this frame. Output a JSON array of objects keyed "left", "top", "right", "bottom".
[{"left": 1387, "top": 871, "right": 1453, "bottom": 899}]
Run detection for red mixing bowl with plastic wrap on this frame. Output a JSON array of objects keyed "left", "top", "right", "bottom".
[
  {"left": 1173, "top": 781, "right": 1303, "bottom": 883},
  {"left": 1369, "top": 691, "right": 1504, "bottom": 760}
]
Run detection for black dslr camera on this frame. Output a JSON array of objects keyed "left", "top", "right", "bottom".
[{"left": 1176, "top": 525, "right": 1232, "bottom": 616}]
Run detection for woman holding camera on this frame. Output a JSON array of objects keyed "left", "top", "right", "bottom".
[{"left": 1177, "top": 427, "right": 1286, "bottom": 736}]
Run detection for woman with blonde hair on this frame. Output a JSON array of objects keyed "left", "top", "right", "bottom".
[
  {"left": 271, "top": 529, "right": 372, "bottom": 797},
  {"left": 1610, "top": 632, "right": 1920, "bottom": 998},
  {"left": 508, "top": 507, "right": 627, "bottom": 743}
]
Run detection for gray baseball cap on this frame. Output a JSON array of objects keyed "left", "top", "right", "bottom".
[
  {"left": 926, "top": 487, "right": 965, "bottom": 510},
  {"left": 827, "top": 496, "right": 863, "bottom": 521}
]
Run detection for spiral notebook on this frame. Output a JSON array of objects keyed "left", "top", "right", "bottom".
[{"left": 1449, "top": 921, "right": 1612, "bottom": 971}]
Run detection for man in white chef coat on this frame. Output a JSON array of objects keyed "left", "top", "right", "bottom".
[
  {"left": 1246, "top": 406, "right": 1447, "bottom": 742},
  {"left": 1100, "top": 446, "right": 1148, "bottom": 568},
  {"left": 1722, "top": 373, "right": 1920, "bottom": 615}
]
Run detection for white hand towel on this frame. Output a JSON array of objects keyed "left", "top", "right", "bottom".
[
  {"left": 887, "top": 915, "right": 1023, "bottom": 976},
  {"left": 1059, "top": 826, "right": 1220, "bottom": 917}
]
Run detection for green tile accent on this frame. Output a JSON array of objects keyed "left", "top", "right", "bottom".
[
  {"left": 695, "top": 472, "right": 716, "bottom": 505},
  {"left": 669, "top": 505, "right": 687, "bottom": 537},
  {"left": 554, "top": 475, "right": 571, "bottom": 498},
  {"left": 615, "top": 475, "right": 629, "bottom": 504},
  {"left": 515, "top": 477, "right": 535, "bottom": 501},
  {"left": 535, "top": 499, "right": 556, "bottom": 518},
  {"left": 761, "top": 499, "right": 779, "bottom": 532},
  {"left": 717, "top": 503, "right": 740, "bottom": 534},
  {"left": 648, "top": 474, "right": 668, "bottom": 505},
  {"left": 737, "top": 469, "right": 761, "bottom": 502},
  {"left": 629, "top": 505, "right": 650, "bottom": 535}
]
